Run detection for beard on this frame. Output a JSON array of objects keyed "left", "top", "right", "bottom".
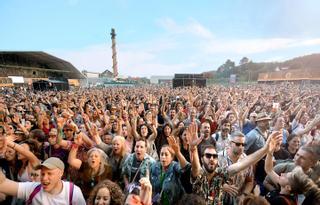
[
  {"left": 222, "top": 128, "right": 230, "bottom": 133},
  {"left": 203, "top": 161, "right": 216, "bottom": 173}
]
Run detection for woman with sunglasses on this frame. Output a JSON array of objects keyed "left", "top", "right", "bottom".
[{"left": 150, "top": 136, "right": 190, "bottom": 205}]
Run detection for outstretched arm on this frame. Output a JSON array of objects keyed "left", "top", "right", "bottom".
[
  {"left": 0, "top": 171, "right": 18, "bottom": 197},
  {"left": 264, "top": 152, "right": 279, "bottom": 186},
  {"left": 295, "top": 114, "right": 320, "bottom": 136},
  {"left": 228, "top": 131, "right": 282, "bottom": 177}
]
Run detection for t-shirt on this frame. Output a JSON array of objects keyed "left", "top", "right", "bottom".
[
  {"left": 43, "top": 143, "right": 69, "bottom": 164},
  {"left": 17, "top": 181, "right": 86, "bottom": 205}
]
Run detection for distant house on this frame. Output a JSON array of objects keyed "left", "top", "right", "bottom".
[
  {"left": 100, "top": 69, "right": 114, "bottom": 78},
  {"left": 258, "top": 68, "right": 320, "bottom": 83}
]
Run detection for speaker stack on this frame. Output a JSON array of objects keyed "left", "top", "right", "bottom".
[{"left": 173, "top": 73, "right": 206, "bottom": 88}]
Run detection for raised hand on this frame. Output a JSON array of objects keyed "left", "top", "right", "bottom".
[
  {"left": 91, "top": 124, "right": 99, "bottom": 137},
  {"left": 67, "top": 119, "right": 78, "bottom": 131},
  {"left": 74, "top": 133, "right": 83, "bottom": 146},
  {"left": 56, "top": 116, "right": 65, "bottom": 129},
  {"left": 82, "top": 113, "right": 90, "bottom": 123},
  {"left": 12, "top": 113, "right": 20, "bottom": 124},
  {"left": 265, "top": 131, "right": 282, "bottom": 153},
  {"left": 139, "top": 177, "right": 152, "bottom": 205},
  {"left": 187, "top": 123, "right": 201, "bottom": 149},
  {"left": 168, "top": 135, "right": 180, "bottom": 154}
]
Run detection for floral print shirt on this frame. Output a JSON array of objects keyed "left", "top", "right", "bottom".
[{"left": 191, "top": 166, "right": 229, "bottom": 205}]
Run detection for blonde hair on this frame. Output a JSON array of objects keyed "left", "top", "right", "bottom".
[{"left": 112, "top": 135, "right": 127, "bottom": 157}]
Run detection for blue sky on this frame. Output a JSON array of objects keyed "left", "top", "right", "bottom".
[{"left": 1, "top": 0, "right": 320, "bottom": 77}]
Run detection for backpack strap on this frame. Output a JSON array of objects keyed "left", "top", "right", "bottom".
[
  {"left": 26, "top": 184, "right": 42, "bottom": 205},
  {"left": 69, "top": 182, "right": 74, "bottom": 205},
  {"left": 215, "top": 133, "right": 219, "bottom": 141}
]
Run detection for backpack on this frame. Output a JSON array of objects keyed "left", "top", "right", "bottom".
[{"left": 26, "top": 182, "right": 74, "bottom": 205}]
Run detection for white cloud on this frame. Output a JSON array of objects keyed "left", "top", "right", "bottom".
[
  {"left": 158, "top": 17, "right": 214, "bottom": 39},
  {"left": 202, "top": 38, "right": 320, "bottom": 55},
  {"left": 50, "top": 18, "right": 320, "bottom": 77},
  {"left": 66, "top": 0, "right": 80, "bottom": 6},
  {"left": 50, "top": 44, "right": 112, "bottom": 72}
]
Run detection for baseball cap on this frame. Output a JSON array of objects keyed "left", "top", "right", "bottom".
[
  {"left": 255, "top": 112, "right": 272, "bottom": 122},
  {"left": 35, "top": 157, "right": 65, "bottom": 170}
]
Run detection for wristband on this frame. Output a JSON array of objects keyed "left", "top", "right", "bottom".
[
  {"left": 243, "top": 192, "right": 250, "bottom": 196},
  {"left": 0, "top": 170, "right": 6, "bottom": 184}
]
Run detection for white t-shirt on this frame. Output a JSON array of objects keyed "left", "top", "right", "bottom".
[{"left": 17, "top": 181, "right": 86, "bottom": 205}]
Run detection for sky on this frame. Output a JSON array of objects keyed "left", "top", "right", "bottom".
[{"left": 1, "top": 0, "right": 320, "bottom": 77}]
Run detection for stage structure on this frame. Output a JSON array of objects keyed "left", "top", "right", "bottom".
[
  {"left": 173, "top": 73, "right": 207, "bottom": 88},
  {"left": 0, "top": 52, "right": 84, "bottom": 90}
]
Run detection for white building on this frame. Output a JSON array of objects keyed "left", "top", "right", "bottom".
[{"left": 150, "top": 75, "right": 173, "bottom": 84}]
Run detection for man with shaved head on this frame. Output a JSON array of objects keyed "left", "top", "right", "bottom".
[{"left": 0, "top": 157, "right": 85, "bottom": 205}]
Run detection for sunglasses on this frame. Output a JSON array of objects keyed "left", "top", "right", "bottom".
[
  {"left": 204, "top": 153, "right": 218, "bottom": 159},
  {"left": 30, "top": 173, "right": 39, "bottom": 177},
  {"left": 64, "top": 129, "right": 73, "bottom": 132},
  {"left": 231, "top": 141, "right": 246, "bottom": 147}
]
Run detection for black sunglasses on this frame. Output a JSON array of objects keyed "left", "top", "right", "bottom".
[
  {"left": 231, "top": 141, "right": 246, "bottom": 147},
  {"left": 204, "top": 153, "right": 218, "bottom": 159}
]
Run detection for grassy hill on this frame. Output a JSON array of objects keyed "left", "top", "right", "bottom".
[{"left": 206, "top": 53, "right": 320, "bottom": 82}]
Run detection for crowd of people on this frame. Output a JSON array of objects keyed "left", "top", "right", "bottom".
[{"left": 0, "top": 83, "right": 319, "bottom": 205}]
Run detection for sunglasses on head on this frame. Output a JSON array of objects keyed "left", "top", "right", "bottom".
[
  {"left": 231, "top": 141, "right": 246, "bottom": 147},
  {"left": 204, "top": 153, "right": 218, "bottom": 159},
  {"left": 30, "top": 173, "right": 39, "bottom": 177}
]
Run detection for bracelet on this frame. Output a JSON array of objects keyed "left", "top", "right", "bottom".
[
  {"left": 71, "top": 143, "right": 79, "bottom": 149},
  {"left": 76, "top": 130, "right": 81, "bottom": 135},
  {"left": 189, "top": 147, "right": 197, "bottom": 152}
]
